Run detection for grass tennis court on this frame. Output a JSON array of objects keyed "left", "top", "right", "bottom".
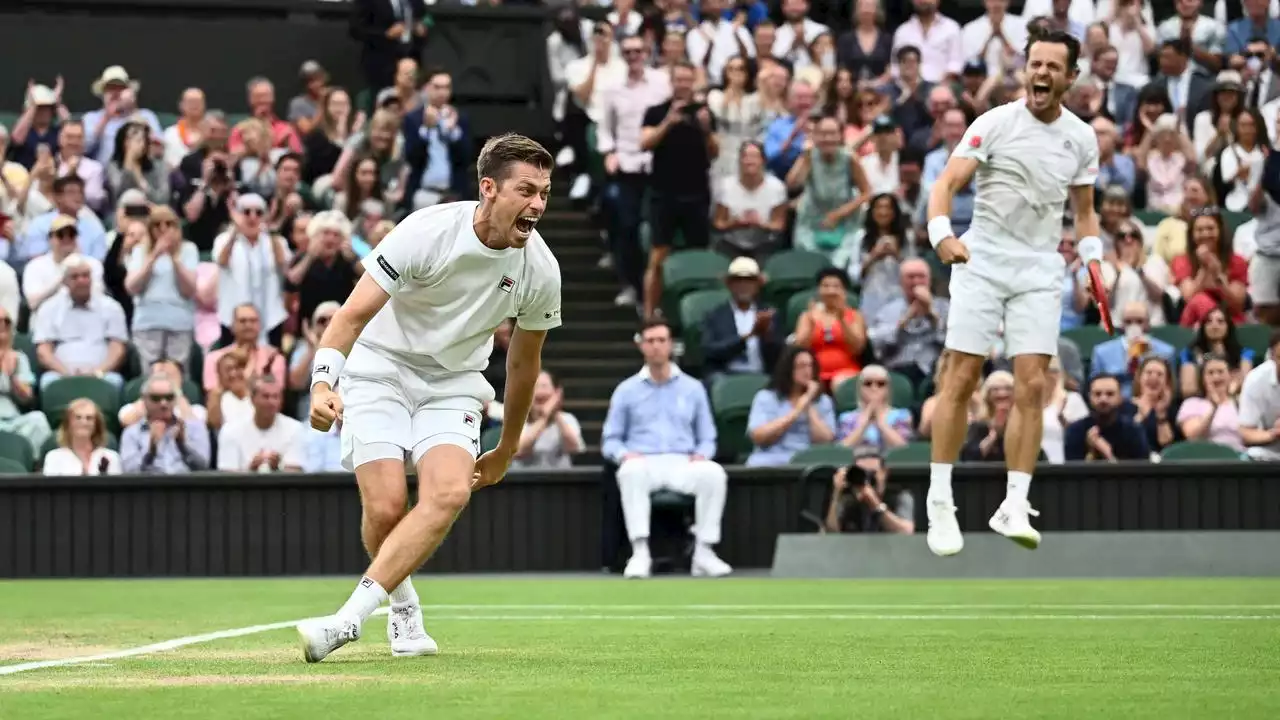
[{"left": 2, "top": 577, "right": 1278, "bottom": 719}]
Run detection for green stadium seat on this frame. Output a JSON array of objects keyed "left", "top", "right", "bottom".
[
  {"left": 188, "top": 343, "right": 205, "bottom": 386},
  {"left": 678, "top": 288, "right": 730, "bottom": 373},
  {"left": 762, "top": 250, "right": 831, "bottom": 310},
  {"left": 1062, "top": 326, "right": 1114, "bottom": 365},
  {"left": 0, "top": 430, "right": 36, "bottom": 472},
  {"left": 154, "top": 112, "right": 179, "bottom": 128},
  {"left": 784, "top": 289, "right": 860, "bottom": 332},
  {"left": 120, "top": 376, "right": 204, "bottom": 407},
  {"left": 0, "top": 112, "right": 20, "bottom": 131},
  {"left": 1235, "top": 324, "right": 1274, "bottom": 358},
  {"left": 480, "top": 425, "right": 502, "bottom": 454},
  {"left": 661, "top": 250, "right": 730, "bottom": 326},
  {"left": 38, "top": 432, "right": 120, "bottom": 466},
  {"left": 651, "top": 489, "right": 693, "bottom": 508},
  {"left": 788, "top": 444, "right": 854, "bottom": 467},
  {"left": 1160, "top": 440, "right": 1244, "bottom": 462},
  {"left": 1223, "top": 210, "right": 1251, "bottom": 238},
  {"left": 1149, "top": 325, "right": 1195, "bottom": 353},
  {"left": 0, "top": 457, "right": 27, "bottom": 474},
  {"left": 12, "top": 333, "right": 38, "bottom": 376},
  {"left": 834, "top": 371, "right": 915, "bottom": 413},
  {"left": 1134, "top": 209, "right": 1168, "bottom": 227},
  {"left": 40, "top": 377, "right": 123, "bottom": 433},
  {"left": 710, "top": 373, "right": 769, "bottom": 462},
  {"left": 884, "top": 441, "right": 932, "bottom": 467}
]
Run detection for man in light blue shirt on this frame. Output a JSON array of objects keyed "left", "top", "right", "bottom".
[
  {"left": 601, "top": 319, "right": 732, "bottom": 580},
  {"left": 919, "top": 107, "right": 974, "bottom": 235},
  {"left": 762, "top": 81, "right": 816, "bottom": 178},
  {"left": 14, "top": 175, "right": 107, "bottom": 265},
  {"left": 119, "top": 375, "right": 211, "bottom": 474}
]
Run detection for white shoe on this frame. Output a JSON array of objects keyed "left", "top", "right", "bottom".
[
  {"left": 297, "top": 614, "right": 360, "bottom": 663},
  {"left": 387, "top": 602, "right": 439, "bottom": 657},
  {"left": 623, "top": 549, "right": 652, "bottom": 579},
  {"left": 614, "top": 287, "right": 637, "bottom": 307},
  {"left": 926, "top": 498, "right": 964, "bottom": 557},
  {"left": 597, "top": 252, "right": 614, "bottom": 270},
  {"left": 989, "top": 499, "right": 1042, "bottom": 549},
  {"left": 569, "top": 174, "right": 591, "bottom": 200},
  {"left": 691, "top": 548, "right": 732, "bottom": 578},
  {"left": 555, "top": 146, "right": 575, "bottom": 167}
]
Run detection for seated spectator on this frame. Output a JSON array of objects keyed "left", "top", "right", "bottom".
[
  {"left": 1092, "top": 219, "right": 1171, "bottom": 327},
  {"left": 1089, "top": 301, "right": 1177, "bottom": 398},
  {"left": 1173, "top": 207, "right": 1249, "bottom": 326},
  {"left": 1191, "top": 71, "right": 1243, "bottom": 165},
  {"left": 512, "top": 370, "right": 584, "bottom": 470},
  {"left": 334, "top": 155, "right": 390, "bottom": 222},
  {"left": 823, "top": 446, "right": 914, "bottom": 534},
  {"left": 1248, "top": 148, "right": 1280, "bottom": 326},
  {"left": 1093, "top": 117, "right": 1137, "bottom": 198},
  {"left": 1210, "top": 107, "right": 1265, "bottom": 213},
  {"left": 33, "top": 255, "right": 128, "bottom": 390},
  {"left": 103, "top": 192, "right": 150, "bottom": 319},
  {"left": 869, "top": 259, "right": 948, "bottom": 387},
  {"left": 960, "top": 371, "right": 1015, "bottom": 463},
  {"left": 1134, "top": 113, "right": 1194, "bottom": 214},
  {"left": 203, "top": 303, "right": 285, "bottom": 391},
  {"left": 55, "top": 120, "right": 108, "bottom": 216},
  {"left": 105, "top": 121, "right": 169, "bottom": 207},
  {"left": 207, "top": 350, "right": 253, "bottom": 432},
  {"left": 125, "top": 205, "right": 198, "bottom": 369},
  {"left": 1059, "top": 230, "right": 1091, "bottom": 332},
  {"left": 1042, "top": 355, "right": 1090, "bottom": 464},
  {"left": 0, "top": 306, "right": 52, "bottom": 454},
  {"left": 304, "top": 423, "right": 344, "bottom": 472},
  {"left": 265, "top": 154, "right": 309, "bottom": 236},
  {"left": 701, "top": 257, "right": 783, "bottom": 387},
  {"left": 763, "top": 80, "right": 817, "bottom": 179},
  {"left": 707, "top": 59, "right": 767, "bottom": 185},
  {"left": 15, "top": 175, "right": 106, "bottom": 266},
  {"left": 285, "top": 210, "right": 363, "bottom": 326},
  {"left": 600, "top": 319, "right": 731, "bottom": 579},
  {"left": 794, "top": 268, "right": 866, "bottom": 390},
  {"left": 1097, "top": 184, "right": 1136, "bottom": 253},
  {"left": 1065, "top": 374, "right": 1151, "bottom": 462},
  {"left": 289, "top": 61, "right": 330, "bottom": 137},
  {"left": 332, "top": 109, "right": 406, "bottom": 211},
  {"left": 862, "top": 115, "right": 903, "bottom": 196},
  {"left": 42, "top": 398, "right": 122, "bottom": 475},
  {"left": 82, "top": 66, "right": 163, "bottom": 163},
  {"left": 21, "top": 215, "right": 105, "bottom": 316},
  {"left": 712, "top": 143, "right": 787, "bottom": 259},
  {"left": 7, "top": 80, "right": 64, "bottom": 170},
  {"left": 835, "top": 364, "right": 912, "bottom": 453},
  {"left": 120, "top": 374, "right": 211, "bottom": 474},
  {"left": 288, "top": 301, "right": 339, "bottom": 420},
  {"left": 1151, "top": 175, "right": 1214, "bottom": 265},
  {"left": 787, "top": 115, "right": 871, "bottom": 261},
  {"left": 193, "top": 259, "right": 221, "bottom": 351},
  {"left": 213, "top": 195, "right": 292, "bottom": 347},
  {"left": 231, "top": 118, "right": 279, "bottom": 199},
  {"left": 216, "top": 376, "right": 305, "bottom": 472},
  {"left": 1177, "top": 354, "right": 1245, "bottom": 453},
  {"left": 302, "top": 88, "right": 361, "bottom": 187},
  {"left": 161, "top": 87, "right": 206, "bottom": 168},
  {"left": 119, "top": 358, "right": 206, "bottom": 428},
  {"left": 230, "top": 77, "right": 302, "bottom": 155},
  {"left": 1129, "top": 356, "right": 1182, "bottom": 456},
  {"left": 1178, "top": 305, "right": 1255, "bottom": 397},
  {"left": 1238, "top": 330, "right": 1280, "bottom": 461},
  {"left": 847, "top": 193, "right": 914, "bottom": 321},
  {"left": 745, "top": 347, "right": 837, "bottom": 467}
]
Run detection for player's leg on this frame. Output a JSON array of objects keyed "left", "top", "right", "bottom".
[
  {"left": 642, "top": 194, "right": 677, "bottom": 320},
  {"left": 664, "top": 457, "right": 732, "bottom": 577},
  {"left": 928, "top": 264, "right": 1002, "bottom": 557}
]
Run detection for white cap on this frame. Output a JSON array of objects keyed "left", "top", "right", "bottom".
[
  {"left": 727, "top": 257, "right": 761, "bottom": 278},
  {"left": 27, "top": 85, "right": 56, "bottom": 108}
]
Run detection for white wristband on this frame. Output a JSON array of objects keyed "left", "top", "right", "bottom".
[
  {"left": 1078, "top": 235, "right": 1104, "bottom": 264},
  {"left": 311, "top": 347, "right": 347, "bottom": 390},
  {"left": 927, "top": 216, "right": 954, "bottom": 249}
]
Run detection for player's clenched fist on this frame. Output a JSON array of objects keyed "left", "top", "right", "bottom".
[
  {"left": 472, "top": 447, "right": 514, "bottom": 489},
  {"left": 935, "top": 236, "right": 970, "bottom": 264},
  {"left": 310, "top": 385, "right": 344, "bottom": 431}
]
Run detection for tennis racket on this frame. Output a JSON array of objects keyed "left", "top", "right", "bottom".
[{"left": 1086, "top": 260, "right": 1115, "bottom": 336}]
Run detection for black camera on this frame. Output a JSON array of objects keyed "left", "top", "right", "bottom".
[{"left": 212, "top": 158, "right": 229, "bottom": 182}]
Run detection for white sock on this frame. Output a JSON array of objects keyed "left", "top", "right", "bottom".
[
  {"left": 1006, "top": 470, "right": 1032, "bottom": 504},
  {"left": 338, "top": 576, "right": 388, "bottom": 622},
  {"left": 632, "top": 538, "right": 649, "bottom": 555},
  {"left": 928, "top": 463, "right": 953, "bottom": 502},
  {"left": 389, "top": 577, "right": 419, "bottom": 607}
]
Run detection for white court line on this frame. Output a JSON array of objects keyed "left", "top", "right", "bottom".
[
  {"left": 415, "top": 603, "right": 1280, "bottom": 611},
  {"left": 1, "top": 608, "right": 1276, "bottom": 678}
]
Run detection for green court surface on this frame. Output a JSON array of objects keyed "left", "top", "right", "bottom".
[{"left": 1, "top": 577, "right": 1278, "bottom": 719}]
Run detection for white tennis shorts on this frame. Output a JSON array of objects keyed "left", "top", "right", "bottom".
[
  {"left": 1249, "top": 254, "right": 1280, "bottom": 306},
  {"left": 338, "top": 342, "right": 496, "bottom": 471},
  {"left": 944, "top": 247, "right": 1065, "bottom": 358}
]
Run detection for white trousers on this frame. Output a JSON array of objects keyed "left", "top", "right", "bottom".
[{"left": 616, "top": 454, "right": 728, "bottom": 545}]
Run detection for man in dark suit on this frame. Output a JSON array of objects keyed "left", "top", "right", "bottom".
[
  {"left": 351, "top": 0, "right": 429, "bottom": 98},
  {"left": 1089, "top": 46, "right": 1139, "bottom": 132},
  {"left": 1154, "top": 38, "right": 1214, "bottom": 128},
  {"left": 401, "top": 68, "right": 471, "bottom": 212},
  {"left": 700, "top": 257, "right": 783, "bottom": 388}
]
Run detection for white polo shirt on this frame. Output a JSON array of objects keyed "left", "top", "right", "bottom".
[{"left": 1239, "top": 359, "right": 1280, "bottom": 458}]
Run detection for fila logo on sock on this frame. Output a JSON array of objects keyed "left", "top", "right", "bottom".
[{"left": 360, "top": 577, "right": 375, "bottom": 589}]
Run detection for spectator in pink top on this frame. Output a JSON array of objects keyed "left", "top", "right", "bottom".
[
  {"left": 229, "top": 78, "right": 303, "bottom": 155},
  {"left": 202, "top": 303, "right": 285, "bottom": 394}
]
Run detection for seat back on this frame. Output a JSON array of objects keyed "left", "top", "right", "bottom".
[
  {"left": 711, "top": 374, "right": 769, "bottom": 462},
  {"left": 785, "top": 289, "right": 860, "bottom": 332},
  {"left": 884, "top": 441, "right": 932, "bottom": 467},
  {"left": 1062, "top": 326, "right": 1114, "bottom": 365},
  {"left": 1160, "top": 440, "right": 1244, "bottom": 462},
  {"left": 834, "top": 371, "right": 915, "bottom": 412},
  {"left": 0, "top": 430, "right": 35, "bottom": 471},
  {"left": 1235, "top": 324, "right": 1274, "bottom": 358},
  {"left": 661, "top": 250, "right": 731, "bottom": 325},
  {"left": 1149, "top": 325, "right": 1195, "bottom": 353},
  {"left": 0, "top": 457, "right": 28, "bottom": 474},
  {"left": 678, "top": 289, "right": 731, "bottom": 372},
  {"left": 788, "top": 444, "right": 854, "bottom": 467},
  {"left": 762, "top": 251, "right": 831, "bottom": 309},
  {"left": 40, "top": 377, "right": 123, "bottom": 433}
]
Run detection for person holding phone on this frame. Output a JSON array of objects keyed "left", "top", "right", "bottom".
[{"left": 107, "top": 121, "right": 169, "bottom": 206}]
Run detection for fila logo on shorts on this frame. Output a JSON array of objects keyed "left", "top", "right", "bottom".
[
  {"left": 377, "top": 256, "right": 400, "bottom": 281},
  {"left": 463, "top": 413, "right": 477, "bottom": 427},
  {"left": 498, "top": 275, "right": 516, "bottom": 293},
  {"left": 544, "top": 309, "right": 560, "bottom": 320}
]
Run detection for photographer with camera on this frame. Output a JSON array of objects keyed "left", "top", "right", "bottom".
[
  {"left": 823, "top": 446, "right": 915, "bottom": 533},
  {"left": 175, "top": 111, "right": 236, "bottom": 254}
]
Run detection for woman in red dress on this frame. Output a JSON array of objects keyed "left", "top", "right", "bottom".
[
  {"left": 1170, "top": 207, "right": 1249, "bottom": 327},
  {"left": 794, "top": 268, "right": 866, "bottom": 391}
]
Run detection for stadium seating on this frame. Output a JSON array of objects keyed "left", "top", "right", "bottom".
[
  {"left": 678, "top": 288, "right": 730, "bottom": 373},
  {"left": 480, "top": 425, "right": 502, "bottom": 454},
  {"left": 833, "top": 371, "right": 915, "bottom": 412},
  {"left": 788, "top": 444, "right": 853, "bottom": 467},
  {"left": 40, "top": 377, "right": 123, "bottom": 433},
  {"left": 661, "top": 250, "right": 730, "bottom": 326},
  {"left": 1149, "top": 325, "right": 1195, "bottom": 352},
  {"left": 1160, "top": 440, "right": 1245, "bottom": 462},
  {"left": 1236, "top": 324, "right": 1274, "bottom": 357},
  {"left": 784, "top": 289, "right": 859, "bottom": 332},
  {"left": 885, "top": 442, "right": 932, "bottom": 466},
  {"left": 1062, "top": 326, "right": 1114, "bottom": 367},
  {"left": 0, "top": 430, "right": 36, "bottom": 472},
  {"left": 710, "top": 373, "right": 768, "bottom": 462},
  {"left": 0, "top": 457, "right": 27, "bottom": 474},
  {"left": 762, "top": 251, "right": 830, "bottom": 310},
  {"left": 39, "top": 432, "right": 120, "bottom": 462}
]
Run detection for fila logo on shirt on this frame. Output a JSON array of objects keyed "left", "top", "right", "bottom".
[{"left": 498, "top": 275, "right": 516, "bottom": 293}]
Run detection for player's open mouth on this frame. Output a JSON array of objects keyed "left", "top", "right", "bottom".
[
  {"left": 1031, "top": 83, "right": 1051, "bottom": 101},
  {"left": 515, "top": 216, "right": 538, "bottom": 234}
]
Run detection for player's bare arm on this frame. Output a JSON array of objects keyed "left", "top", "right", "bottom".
[
  {"left": 309, "top": 274, "right": 392, "bottom": 431},
  {"left": 473, "top": 326, "right": 548, "bottom": 489},
  {"left": 925, "top": 155, "right": 980, "bottom": 264},
  {"left": 1069, "top": 184, "right": 1107, "bottom": 314}
]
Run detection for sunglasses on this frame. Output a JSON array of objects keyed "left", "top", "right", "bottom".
[
  {"left": 1190, "top": 206, "right": 1221, "bottom": 218},
  {"left": 147, "top": 393, "right": 175, "bottom": 402},
  {"left": 241, "top": 208, "right": 265, "bottom": 217},
  {"left": 1119, "top": 230, "right": 1142, "bottom": 240},
  {"left": 1123, "top": 319, "right": 1146, "bottom": 327},
  {"left": 863, "top": 379, "right": 887, "bottom": 387}
]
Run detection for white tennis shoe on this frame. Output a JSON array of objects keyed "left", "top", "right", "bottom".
[
  {"left": 989, "top": 499, "right": 1042, "bottom": 549},
  {"left": 297, "top": 614, "right": 360, "bottom": 663},
  {"left": 388, "top": 603, "right": 438, "bottom": 657},
  {"left": 926, "top": 497, "right": 964, "bottom": 557}
]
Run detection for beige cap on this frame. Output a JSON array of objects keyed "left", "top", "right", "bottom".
[{"left": 727, "top": 257, "right": 761, "bottom": 278}]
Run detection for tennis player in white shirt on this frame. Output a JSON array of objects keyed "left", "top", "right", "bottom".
[
  {"left": 296, "top": 134, "right": 562, "bottom": 662},
  {"left": 923, "top": 29, "right": 1105, "bottom": 557}
]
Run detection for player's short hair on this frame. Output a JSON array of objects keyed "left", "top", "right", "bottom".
[
  {"left": 1025, "top": 27, "right": 1081, "bottom": 72},
  {"left": 476, "top": 133, "right": 553, "bottom": 186}
]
